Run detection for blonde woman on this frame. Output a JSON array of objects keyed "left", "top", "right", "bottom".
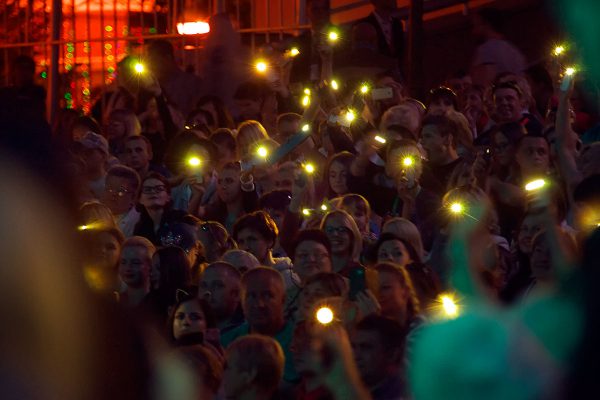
[{"left": 320, "top": 209, "right": 363, "bottom": 277}]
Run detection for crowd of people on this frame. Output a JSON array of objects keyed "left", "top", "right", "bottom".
[{"left": 1, "top": 0, "right": 600, "bottom": 399}]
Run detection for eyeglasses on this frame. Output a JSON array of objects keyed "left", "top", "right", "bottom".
[
  {"left": 105, "top": 186, "right": 131, "bottom": 197},
  {"left": 141, "top": 185, "right": 166, "bottom": 194},
  {"left": 324, "top": 226, "right": 351, "bottom": 235}
]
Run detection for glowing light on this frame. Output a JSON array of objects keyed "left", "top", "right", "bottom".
[
  {"left": 257, "top": 146, "right": 269, "bottom": 158},
  {"left": 402, "top": 156, "right": 414, "bottom": 167},
  {"left": 331, "top": 79, "right": 339, "bottom": 91},
  {"left": 78, "top": 225, "right": 89, "bottom": 231},
  {"left": 302, "top": 208, "right": 312, "bottom": 216},
  {"left": 304, "top": 163, "right": 315, "bottom": 174},
  {"left": 255, "top": 61, "right": 268, "bottom": 73},
  {"left": 289, "top": 47, "right": 300, "bottom": 57},
  {"left": 565, "top": 67, "right": 576, "bottom": 76},
  {"left": 176, "top": 21, "right": 210, "bottom": 35},
  {"left": 321, "top": 204, "right": 328, "bottom": 211},
  {"left": 302, "top": 95, "right": 311, "bottom": 107},
  {"left": 328, "top": 30, "right": 339, "bottom": 43},
  {"left": 316, "top": 306, "right": 334, "bottom": 324},
  {"left": 525, "top": 179, "right": 546, "bottom": 191},
  {"left": 553, "top": 45, "right": 565, "bottom": 56},
  {"left": 345, "top": 110, "right": 356, "bottom": 122},
  {"left": 438, "top": 294, "right": 459, "bottom": 318},
  {"left": 301, "top": 123, "right": 310, "bottom": 132},
  {"left": 304, "top": 88, "right": 311, "bottom": 95},
  {"left": 134, "top": 63, "right": 145, "bottom": 73},
  {"left": 360, "top": 84, "right": 370, "bottom": 94},
  {"left": 374, "top": 135, "right": 387, "bottom": 144},
  {"left": 449, "top": 202, "right": 464, "bottom": 214},
  {"left": 188, "top": 157, "right": 201, "bottom": 167}
]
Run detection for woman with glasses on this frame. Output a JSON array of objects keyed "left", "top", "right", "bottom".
[
  {"left": 134, "top": 172, "right": 188, "bottom": 245},
  {"left": 319, "top": 210, "right": 364, "bottom": 278}
]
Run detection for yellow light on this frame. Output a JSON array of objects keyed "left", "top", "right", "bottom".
[
  {"left": 328, "top": 30, "right": 339, "bottom": 43},
  {"left": 304, "top": 88, "right": 311, "bottom": 95},
  {"left": 301, "top": 123, "right": 310, "bottom": 132},
  {"left": 302, "top": 95, "right": 311, "bottom": 107},
  {"left": 360, "top": 84, "right": 369, "bottom": 94},
  {"left": 449, "top": 202, "right": 464, "bottom": 214},
  {"left": 565, "top": 67, "right": 576, "bottom": 76},
  {"left": 304, "top": 163, "right": 315, "bottom": 174},
  {"left": 302, "top": 208, "right": 311, "bottom": 216},
  {"left": 188, "top": 157, "right": 201, "bottom": 167},
  {"left": 402, "top": 156, "right": 414, "bottom": 167},
  {"left": 321, "top": 204, "right": 328, "bottom": 211},
  {"left": 78, "top": 225, "right": 89, "bottom": 231},
  {"left": 134, "top": 63, "right": 145, "bottom": 73},
  {"left": 553, "top": 45, "right": 565, "bottom": 56},
  {"left": 439, "top": 294, "right": 459, "bottom": 317},
  {"left": 256, "top": 146, "right": 269, "bottom": 158},
  {"left": 525, "top": 179, "right": 546, "bottom": 191},
  {"left": 316, "top": 306, "right": 334, "bottom": 325},
  {"left": 290, "top": 47, "right": 300, "bottom": 57},
  {"left": 255, "top": 61, "right": 268, "bottom": 73},
  {"left": 345, "top": 110, "right": 356, "bottom": 122},
  {"left": 331, "top": 79, "right": 339, "bottom": 91},
  {"left": 374, "top": 135, "right": 387, "bottom": 144}
]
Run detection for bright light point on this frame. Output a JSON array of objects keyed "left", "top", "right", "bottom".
[
  {"left": 257, "top": 146, "right": 268, "bottom": 158},
  {"left": 553, "top": 45, "right": 565, "bottom": 56},
  {"left": 302, "top": 208, "right": 311, "bottom": 216},
  {"left": 316, "top": 306, "right": 334, "bottom": 324},
  {"left": 565, "top": 67, "right": 576, "bottom": 76},
  {"left": 450, "top": 202, "right": 464, "bottom": 214},
  {"left": 331, "top": 80, "right": 339, "bottom": 90},
  {"left": 374, "top": 135, "right": 387, "bottom": 144},
  {"left": 360, "top": 84, "right": 369, "bottom": 94},
  {"left": 188, "top": 157, "right": 201, "bottom": 167},
  {"left": 525, "top": 179, "right": 546, "bottom": 191},
  {"left": 302, "top": 95, "right": 310, "bottom": 107},
  {"left": 304, "top": 164, "right": 315, "bottom": 174},
  {"left": 134, "top": 63, "right": 145, "bottom": 73},
  {"left": 302, "top": 124, "right": 310, "bottom": 132},
  {"left": 255, "top": 61, "right": 267, "bottom": 73},
  {"left": 345, "top": 110, "right": 356, "bottom": 122},
  {"left": 403, "top": 156, "right": 414, "bottom": 167},
  {"left": 290, "top": 47, "right": 300, "bottom": 57},
  {"left": 328, "top": 31, "right": 339, "bottom": 42},
  {"left": 78, "top": 225, "right": 89, "bottom": 231},
  {"left": 440, "top": 295, "right": 459, "bottom": 317},
  {"left": 177, "top": 21, "right": 210, "bottom": 35},
  {"left": 321, "top": 204, "right": 328, "bottom": 211},
  {"left": 304, "top": 88, "right": 311, "bottom": 95}
]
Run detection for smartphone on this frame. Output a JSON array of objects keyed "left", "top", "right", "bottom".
[
  {"left": 348, "top": 267, "right": 366, "bottom": 300},
  {"left": 372, "top": 87, "right": 394, "bottom": 101}
]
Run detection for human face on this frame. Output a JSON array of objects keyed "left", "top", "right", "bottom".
[
  {"left": 323, "top": 215, "right": 352, "bottom": 256},
  {"left": 243, "top": 274, "right": 285, "bottom": 334},
  {"left": 91, "top": 231, "right": 120, "bottom": 269},
  {"left": 119, "top": 246, "right": 151, "bottom": 288},
  {"left": 491, "top": 131, "right": 514, "bottom": 167},
  {"left": 172, "top": 299, "right": 207, "bottom": 340},
  {"left": 530, "top": 240, "right": 552, "bottom": 280},
  {"left": 217, "top": 167, "right": 242, "bottom": 203},
  {"left": 518, "top": 214, "right": 544, "bottom": 254},
  {"left": 377, "top": 240, "right": 411, "bottom": 267},
  {"left": 102, "top": 175, "right": 136, "bottom": 215},
  {"left": 464, "top": 89, "right": 482, "bottom": 112},
  {"left": 494, "top": 88, "right": 522, "bottom": 123},
  {"left": 294, "top": 241, "right": 332, "bottom": 283},
  {"left": 329, "top": 161, "right": 349, "bottom": 196},
  {"left": 236, "top": 228, "right": 271, "bottom": 264},
  {"left": 515, "top": 137, "right": 550, "bottom": 177},
  {"left": 140, "top": 178, "right": 169, "bottom": 210},
  {"left": 122, "top": 138, "right": 152, "bottom": 172},
  {"left": 420, "top": 124, "right": 449, "bottom": 165},
  {"left": 214, "top": 142, "right": 236, "bottom": 167},
  {"left": 107, "top": 118, "right": 126, "bottom": 139},
  {"left": 428, "top": 98, "right": 454, "bottom": 116},
  {"left": 346, "top": 202, "right": 369, "bottom": 233},
  {"left": 377, "top": 270, "right": 407, "bottom": 318},
  {"left": 299, "top": 281, "right": 334, "bottom": 319},
  {"left": 199, "top": 267, "right": 240, "bottom": 317},
  {"left": 352, "top": 330, "right": 389, "bottom": 386}
]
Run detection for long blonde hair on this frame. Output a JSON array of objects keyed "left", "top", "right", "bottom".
[{"left": 320, "top": 209, "right": 363, "bottom": 261}]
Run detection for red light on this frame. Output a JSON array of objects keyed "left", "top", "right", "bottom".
[{"left": 177, "top": 21, "right": 210, "bottom": 35}]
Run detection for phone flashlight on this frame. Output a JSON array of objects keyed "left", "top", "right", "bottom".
[
  {"left": 304, "top": 163, "right": 316, "bottom": 174},
  {"left": 330, "top": 79, "right": 339, "bottom": 91},
  {"left": 134, "top": 62, "right": 145, "bottom": 73},
  {"left": 255, "top": 61, "right": 268, "bottom": 73},
  {"left": 525, "top": 178, "right": 546, "bottom": 191},
  {"left": 402, "top": 156, "right": 414, "bottom": 167},
  {"left": 327, "top": 30, "right": 339, "bottom": 43},
  {"left": 374, "top": 135, "right": 387, "bottom": 144},
  {"left": 316, "top": 306, "right": 334, "bottom": 325}
]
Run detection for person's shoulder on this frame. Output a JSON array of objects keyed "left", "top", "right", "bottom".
[{"left": 220, "top": 321, "right": 250, "bottom": 348}]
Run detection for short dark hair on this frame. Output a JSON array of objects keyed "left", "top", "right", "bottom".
[
  {"left": 124, "top": 135, "right": 153, "bottom": 151},
  {"left": 233, "top": 211, "right": 279, "bottom": 245},
  {"left": 355, "top": 314, "right": 406, "bottom": 359},
  {"left": 492, "top": 81, "right": 523, "bottom": 98},
  {"left": 259, "top": 190, "right": 292, "bottom": 212},
  {"left": 210, "top": 128, "right": 237, "bottom": 153},
  {"left": 290, "top": 229, "right": 332, "bottom": 261},
  {"left": 427, "top": 86, "right": 458, "bottom": 109},
  {"left": 421, "top": 114, "right": 459, "bottom": 140},
  {"left": 142, "top": 172, "right": 170, "bottom": 192}
]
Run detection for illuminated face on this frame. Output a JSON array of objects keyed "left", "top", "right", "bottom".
[
  {"left": 199, "top": 267, "right": 240, "bottom": 317},
  {"left": 119, "top": 246, "right": 151, "bottom": 288},
  {"left": 377, "top": 270, "right": 408, "bottom": 317},
  {"left": 217, "top": 167, "right": 242, "bottom": 203},
  {"left": 172, "top": 299, "right": 207, "bottom": 340},
  {"left": 242, "top": 274, "right": 285, "bottom": 333},
  {"left": 377, "top": 239, "right": 411, "bottom": 267},
  {"left": 298, "top": 281, "right": 335, "bottom": 320},
  {"left": 140, "top": 178, "right": 170, "bottom": 210},
  {"left": 235, "top": 228, "right": 271, "bottom": 264},
  {"left": 329, "top": 161, "right": 349, "bottom": 196},
  {"left": 494, "top": 88, "right": 523, "bottom": 123},
  {"left": 294, "top": 241, "right": 332, "bottom": 283},
  {"left": 323, "top": 214, "right": 352, "bottom": 256},
  {"left": 102, "top": 175, "right": 136, "bottom": 216},
  {"left": 515, "top": 136, "right": 550, "bottom": 177},
  {"left": 122, "top": 138, "right": 152, "bottom": 172}
]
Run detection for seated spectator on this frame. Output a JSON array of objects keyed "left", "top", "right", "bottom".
[
  {"left": 221, "top": 267, "right": 298, "bottom": 384},
  {"left": 199, "top": 261, "right": 244, "bottom": 335},
  {"left": 352, "top": 315, "right": 407, "bottom": 400},
  {"left": 118, "top": 236, "right": 156, "bottom": 307},
  {"left": 222, "top": 249, "right": 262, "bottom": 274},
  {"left": 222, "top": 335, "right": 285, "bottom": 400},
  {"left": 101, "top": 165, "right": 142, "bottom": 237},
  {"left": 134, "top": 172, "right": 188, "bottom": 244}
]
